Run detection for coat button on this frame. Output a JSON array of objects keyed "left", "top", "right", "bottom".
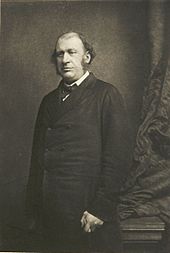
[
  {"left": 47, "top": 127, "right": 52, "bottom": 130},
  {"left": 59, "top": 146, "right": 65, "bottom": 151},
  {"left": 66, "top": 124, "right": 71, "bottom": 129}
]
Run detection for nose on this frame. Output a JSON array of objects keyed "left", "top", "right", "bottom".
[{"left": 62, "top": 52, "right": 70, "bottom": 63}]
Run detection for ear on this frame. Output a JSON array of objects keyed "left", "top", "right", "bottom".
[{"left": 84, "top": 51, "right": 91, "bottom": 64}]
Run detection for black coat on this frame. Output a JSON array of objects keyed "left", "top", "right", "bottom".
[{"left": 26, "top": 73, "right": 132, "bottom": 252}]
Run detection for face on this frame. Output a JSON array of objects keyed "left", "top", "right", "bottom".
[{"left": 55, "top": 35, "right": 91, "bottom": 83}]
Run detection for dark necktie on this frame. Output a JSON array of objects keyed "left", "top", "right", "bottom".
[{"left": 60, "top": 83, "right": 77, "bottom": 101}]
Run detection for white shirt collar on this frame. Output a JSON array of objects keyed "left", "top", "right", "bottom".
[{"left": 65, "top": 71, "right": 89, "bottom": 87}]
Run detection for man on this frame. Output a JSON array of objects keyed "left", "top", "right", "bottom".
[{"left": 26, "top": 32, "right": 132, "bottom": 252}]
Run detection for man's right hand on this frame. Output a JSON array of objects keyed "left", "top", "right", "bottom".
[{"left": 81, "top": 211, "right": 104, "bottom": 233}]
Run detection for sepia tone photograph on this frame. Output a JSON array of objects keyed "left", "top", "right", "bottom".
[{"left": 1, "top": 0, "right": 170, "bottom": 252}]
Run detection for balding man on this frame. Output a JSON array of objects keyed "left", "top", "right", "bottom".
[{"left": 26, "top": 32, "right": 132, "bottom": 252}]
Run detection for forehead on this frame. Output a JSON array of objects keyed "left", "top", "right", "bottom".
[{"left": 56, "top": 35, "right": 85, "bottom": 51}]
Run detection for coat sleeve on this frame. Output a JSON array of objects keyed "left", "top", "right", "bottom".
[
  {"left": 87, "top": 85, "right": 133, "bottom": 222},
  {"left": 25, "top": 97, "right": 48, "bottom": 221}
]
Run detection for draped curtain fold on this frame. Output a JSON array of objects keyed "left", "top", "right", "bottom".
[{"left": 119, "top": 0, "right": 170, "bottom": 223}]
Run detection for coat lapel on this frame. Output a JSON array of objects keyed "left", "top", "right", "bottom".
[{"left": 49, "top": 73, "right": 97, "bottom": 125}]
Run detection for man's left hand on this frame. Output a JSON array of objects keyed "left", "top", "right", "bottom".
[{"left": 81, "top": 211, "right": 104, "bottom": 233}]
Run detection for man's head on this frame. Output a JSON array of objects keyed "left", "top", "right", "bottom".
[{"left": 53, "top": 32, "right": 96, "bottom": 84}]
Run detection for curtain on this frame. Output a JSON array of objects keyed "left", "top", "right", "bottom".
[{"left": 119, "top": 0, "right": 170, "bottom": 224}]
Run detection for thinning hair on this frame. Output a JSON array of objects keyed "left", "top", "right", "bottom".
[{"left": 51, "top": 32, "right": 96, "bottom": 64}]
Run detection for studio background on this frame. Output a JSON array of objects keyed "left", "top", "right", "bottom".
[{"left": 1, "top": 0, "right": 150, "bottom": 249}]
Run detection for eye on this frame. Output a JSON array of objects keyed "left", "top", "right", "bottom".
[
  {"left": 68, "top": 49, "right": 77, "bottom": 55},
  {"left": 56, "top": 51, "right": 64, "bottom": 57}
]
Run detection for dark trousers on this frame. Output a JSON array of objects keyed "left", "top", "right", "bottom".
[{"left": 42, "top": 219, "right": 123, "bottom": 253}]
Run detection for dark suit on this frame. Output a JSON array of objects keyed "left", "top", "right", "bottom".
[{"left": 26, "top": 73, "right": 132, "bottom": 252}]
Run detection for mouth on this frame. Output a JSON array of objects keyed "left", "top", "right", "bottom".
[{"left": 63, "top": 67, "right": 73, "bottom": 72}]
